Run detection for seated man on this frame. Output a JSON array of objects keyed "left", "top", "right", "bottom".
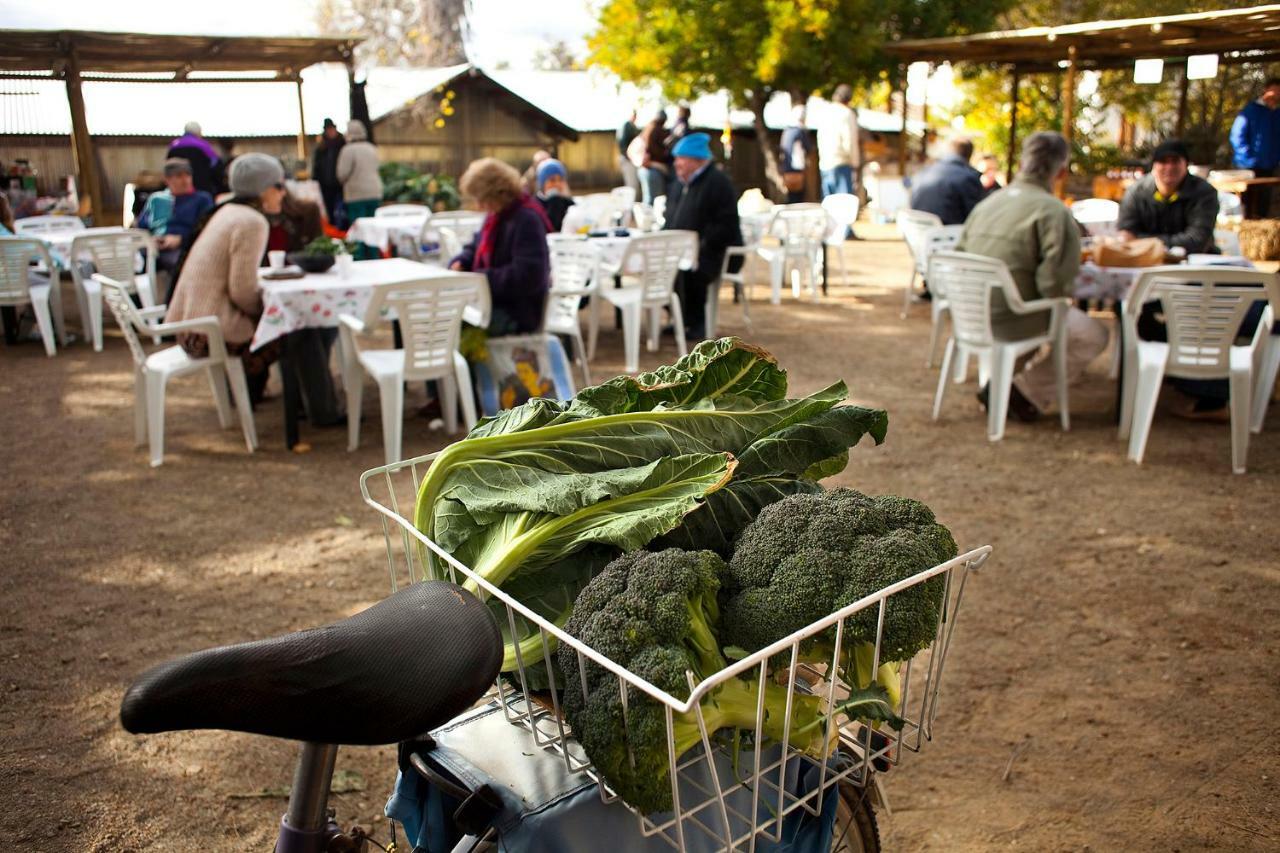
[
  {"left": 663, "top": 132, "right": 742, "bottom": 340},
  {"left": 534, "top": 159, "right": 575, "bottom": 232},
  {"left": 908, "top": 138, "right": 987, "bottom": 226},
  {"left": 957, "top": 132, "right": 1109, "bottom": 422},
  {"left": 136, "top": 158, "right": 215, "bottom": 277},
  {"left": 1116, "top": 139, "right": 1219, "bottom": 253}
]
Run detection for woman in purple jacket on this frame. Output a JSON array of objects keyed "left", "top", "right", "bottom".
[{"left": 449, "top": 158, "right": 552, "bottom": 335}]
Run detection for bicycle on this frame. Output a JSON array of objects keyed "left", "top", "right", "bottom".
[{"left": 121, "top": 454, "right": 990, "bottom": 852}]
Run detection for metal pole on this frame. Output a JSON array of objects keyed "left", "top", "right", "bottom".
[
  {"left": 283, "top": 742, "right": 337, "bottom": 832},
  {"left": 63, "top": 51, "right": 102, "bottom": 222},
  {"left": 1006, "top": 66, "right": 1020, "bottom": 185},
  {"left": 295, "top": 78, "right": 308, "bottom": 168}
]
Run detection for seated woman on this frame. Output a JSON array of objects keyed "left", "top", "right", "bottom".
[
  {"left": 166, "top": 153, "right": 285, "bottom": 404},
  {"left": 534, "top": 159, "right": 575, "bottom": 232},
  {"left": 449, "top": 158, "right": 552, "bottom": 336}
]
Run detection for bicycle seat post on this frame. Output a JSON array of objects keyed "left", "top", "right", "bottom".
[{"left": 276, "top": 742, "right": 339, "bottom": 853}]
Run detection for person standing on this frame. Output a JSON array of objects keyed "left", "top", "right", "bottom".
[
  {"left": 311, "top": 118, "right": 345, "bottom": 225},
  {"left": 665, "top": 106, "right": 692, "bottom": 149},
  {"left": 634, "top": 111, "right": 671, "bottom": 205},
  {"left": 335, "top": 120, "right": 384, "bottom": 257},
  {"left": 167, "top": 121, "right": 223, "bottom": 196},
  {"left": 956, "top": 132, "right": 1108, "bottom": 423},
  {"left": 779, "top": 102, "right": 813, "bottom": 204},
  {"left": 1229, "top": 78, "right": 1280, "bottom": 219},
  {"left": 663, "top": 133, "right": 742, "bottom": 340},
  {"left": 817, "top": 84, "right": 861, "bottom": 201},
  {"left": 616, "top": 110, "right": 640, "bottom": 193}
]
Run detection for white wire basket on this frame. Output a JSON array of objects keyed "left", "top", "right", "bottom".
[{"left": 361, "top": 451, "right": 992, "bottom": 852}]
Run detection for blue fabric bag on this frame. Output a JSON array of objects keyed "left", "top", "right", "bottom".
[{"left": 387, "top": 703, "right": 839, "bottom": 853}]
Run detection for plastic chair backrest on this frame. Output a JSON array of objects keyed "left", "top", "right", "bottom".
[
  {"left": 928, "top": 251, "right": 1025, "bottom": 349},
  {"left": 72, "top": 229, "right": 153, "bottom": 286},
  {"left": 821, "top": 194, "right": 860, "bottom": 242},
  {"left": 1127, "top": 266, "right": 1280, "bottom": 378},
  {"left": 898, "top": 209, "right": 944, "bottom": 267},
  {"left": 619, "top": 231, "right": 697, "bottom": 304},
  {"left": 549, "top": 240, "right": 600, "bottom": 295},
  {"left": 631, "top": 203, "right": 657, "bottom": 232},
  {"left": 770, "top": 205, "right": 830, "bottom": 250},
  {"left": 611, "top": 186, "right": 637, "bottom": 207},
  {"left": 919, "top": 226, "right": 965, "bottom": 292},
  {"left": 1215, "top": 229, "right": 1242, "bottom": 255},
  {"left": 652, "top": 195, "right": 667, "bottom": 227},
  {"left": 376, "top": 204, "right": 430, "bottom": 219},
  {"left": 123, "top": 183, "right": 137, "bottom": 227},
  {"left": 1070, "top": 198, "right": 1119, "bottom": 223},
  {"left": 94, "top": 274, "right": 151, "bottom": 369},
  {"left": 1217, "top": 191, "right": 1243, "bottom": 220},
  {"left": 0, "top": 237, "right": 54, "bottom": 305},
  {"left": 363, "top": 274, "right": 484, "bottom": 380},
  {"left": 14, "top": 215, "right": 85, "bottom": 237},
  {"left": 431, "top": 211, "right": 485, "bottom": 260}
]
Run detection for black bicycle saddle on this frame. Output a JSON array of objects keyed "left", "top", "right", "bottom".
[{"left": 120, "top": 581, "right": 502, "bottom": 745}]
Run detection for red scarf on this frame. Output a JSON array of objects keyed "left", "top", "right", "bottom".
[{"left": 475, "top": 192, "right": 552, "bottom": 270}]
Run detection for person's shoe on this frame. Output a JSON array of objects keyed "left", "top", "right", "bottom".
[
  {"left": 976, "top": 384, "right": 1041, "bottom": 423},
  {"left": 1174, "top": 399, "right": 1231, "bottom": 423},
  {"left": 416, "top": 399, "right": 443, "bottom": 420}
]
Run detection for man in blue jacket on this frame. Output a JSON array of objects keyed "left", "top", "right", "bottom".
[
  {"left": 1229, "top": 78, "right": 1280, "bottom": 219},
  {"left": 908, "top": 138, "right": 988, "bottom": 226}
]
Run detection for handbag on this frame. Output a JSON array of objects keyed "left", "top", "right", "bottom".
[{"left": 783, "top": 170, "right": 806, "bottom": 193}]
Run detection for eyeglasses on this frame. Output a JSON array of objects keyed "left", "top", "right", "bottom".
[{"left": 273, "top": 182, "right": 287, "bottom": 191}]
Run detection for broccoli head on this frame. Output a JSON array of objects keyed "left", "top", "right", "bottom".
[
  {"left": 722, "top": 488, "right": 958, "bottom": 695},
  {"left": 558, "top": 548, "right": 840, "bottom": 814}
]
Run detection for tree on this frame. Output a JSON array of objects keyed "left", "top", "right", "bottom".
[
  {"left": 316, "top": 0, "right": 471, "bottom": 67},
  {"left": 532, "top": 40, "right": 584, "bottom": 72},
  {"left": 588, "top": 0, "right": 1010, "bottom": 196}
]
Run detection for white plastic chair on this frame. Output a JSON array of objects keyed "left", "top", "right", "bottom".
[
  {"left": 599, "top": 231, "right": 697, "bottom": 374},
  {"left": 0, "top": 237, "right": 67, "bottom": 356},
  {"left": 1215, "top": 228, "right": 1242, "bottom": 256},
  {"left": 1117, "top": 266, "right": 1280, "bottom": 474},
  {"left": 708, "top": 245, "right": 756, "bottom": 340},
  {"left": 122, "top": 183, "right": 137, "bottom": 227},
  {"left": 375, "top": 204, "right": 431, "bottom": 219},
  {"left": 1217, "top": 191, "right": 1243, "bottom": 223},
  {"left": 69, "top": 229, "right": 159, "bottom": 351},
  {"left": 13, "top": 215, "right": 85, "bottom": 240},
  {"left": 610, "top": 186, "right": 637, "bottom": 225},
  {"left": 546, "top": 239, "right": 601, "bottom": 385},
  {"left": 897, "top": 208, "right": 944, "bottom": 317},
  {"left": 95, "top": 274, "right": 257, "bottom": 467},
  {"left": 652, "top": 195, "right": 668, "bottom": 230},
  {"left": 431, "top": 211, "right": 486, "bottom": 262},
  {"left": 821, "top": 193, "right": 861, "bottom": 284},
  {"left": 1071, "top": 198, "right": 1120, "bottom": 238},
  {"left": 631, "top": 203, "right": 658, "bottom": 232},
  {"left": 929, "top": 251, "right": 1072, "bottom": 442},
  {"left": 338, "top": 273, "right": 485, "bottom": 464},
  {"left": 756, "top": 204, "right": 830, "bottom": 303},
  {"left": 920, "top": 225, "right": 966, "bottom": 368}
]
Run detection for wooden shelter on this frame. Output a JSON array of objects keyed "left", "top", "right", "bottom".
[
  {"left": 0, "top": 29, "right": 359, "bottom": 219},
  {"left": 884, "top": 4, "right": 1280, "bottom": 180}
]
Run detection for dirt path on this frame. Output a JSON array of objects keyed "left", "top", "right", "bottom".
[{"left": 1, "top": 226, "right": 1276, "bottom": 851}]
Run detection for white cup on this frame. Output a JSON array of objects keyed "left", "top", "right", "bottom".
[
  {"left": 336, "top": 253, "right": 354, "bottom": 278},
  {"left": 268, "top": 250, "right": 286, "bottom": 269}
]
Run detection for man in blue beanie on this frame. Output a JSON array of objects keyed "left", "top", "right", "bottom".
[
  {"left": 534, "top": 158, "right": 576, "bottom": 231},
  {"left": 663, "top": 132, "right": 742, "bottom": 339}
]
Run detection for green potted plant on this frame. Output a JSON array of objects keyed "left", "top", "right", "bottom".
[{"left": 289, "top": 235, "right": 357, "bottom": 273}]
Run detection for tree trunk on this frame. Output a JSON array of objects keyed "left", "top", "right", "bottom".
[{"left": 751, "top": 90, "right": 786, "bottom": 201}]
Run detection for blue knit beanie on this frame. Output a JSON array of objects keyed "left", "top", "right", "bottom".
[
  {"left": 536, "top": 158, "right": 568, "bottom": 190},
  {"left": 671, "top": 132, "right": 712, "bottom": 160}
]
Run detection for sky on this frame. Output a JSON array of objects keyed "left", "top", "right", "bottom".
[{"left": 0, "top": 0, "right": 598, "bottom": 70}]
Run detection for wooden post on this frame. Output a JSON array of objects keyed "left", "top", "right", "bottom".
[
  {"left": 63, "top": 50, "right": 101, "bottom": 222},
  {"left": 1175, "top": 63, "right": 1190, "bottom": 138},
  {"left": 896, "top": 65, "right": 908, "bottom": 178},
  {"left": 1058, "top": 45, "right": 1077, "bottom": 198},
  {"left": 295, "top": 78, "right": 308, "bottom": 168},
  {"left": 919, "top": 64, "right": 931, "bottom": 160},
  {"left": 1006, "top": 66, "right": 1020, "bottom": 184}
]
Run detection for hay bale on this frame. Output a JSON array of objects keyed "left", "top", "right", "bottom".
[{"left": 1238, "top": 219, "right": 1280, "bottom": 261}]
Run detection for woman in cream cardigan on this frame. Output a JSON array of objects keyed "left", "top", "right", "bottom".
[{"left": 166, "top": 153, "right": 285, "bottom": 404}]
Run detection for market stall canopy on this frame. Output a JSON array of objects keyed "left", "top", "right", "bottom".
[
  {"left": 0, "top": 29, "right": 357, "bottom": 78},
  {"left": 883, "top": 4, "right": 1280, "bottom": 72}
]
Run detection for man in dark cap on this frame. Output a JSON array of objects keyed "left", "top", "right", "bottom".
[
  {"left": 311, "top": 117, "right": 345, "bottom": 224},
  {"left": 663, "top": 132, "right": 742, "bottom": 340},
  {"left": 1116, "top": 139, "right": 1219, "bottom": 253}
]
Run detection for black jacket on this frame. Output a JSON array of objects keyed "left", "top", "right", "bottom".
[
  {"left": 168, "top": 144, "right": 223, "bottom": 196},
  {"left": 312, "top": 136, "right": 345, "bottom": 188},
  {"left": 536, "top": 194, "right": 575, "bottom": 233},
  {"left": 909, "top": 154, "right": 987, "bottom": 226},
  {"left": 453, "top": 203, "right": 551, "bottom": 335},
  {"left": 1116, "top": 173, "right": 1219, "bottom": 253},
  {"left": 664, "top": 164, "right": 742, "bottom": 277}
]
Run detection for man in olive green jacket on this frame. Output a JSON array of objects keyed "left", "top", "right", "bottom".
[{"left": 957, "top": 131, "right": 1107, "bottom": 420}]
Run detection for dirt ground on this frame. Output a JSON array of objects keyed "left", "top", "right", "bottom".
[{"left": 2, "top": 224, "right": 1277, "bottom": 852}]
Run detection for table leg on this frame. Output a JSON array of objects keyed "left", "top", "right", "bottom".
[
  {"left": 1112, "top": 302, "right": 1124, "bottom": 424},
  {"left": 821, "top": 245, "right": 829, "bottom": 296}
]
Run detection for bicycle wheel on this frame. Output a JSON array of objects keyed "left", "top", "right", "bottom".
[{"left": 829, "top": 781, "right": 880, "bottom": 853}]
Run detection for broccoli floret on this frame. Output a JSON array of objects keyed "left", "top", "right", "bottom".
[
  {"left": 558, "top": 549, "right": 840, "bottom": 814},
  {"left": 722, "top": 488, "right": 958, "bottom": 700}
]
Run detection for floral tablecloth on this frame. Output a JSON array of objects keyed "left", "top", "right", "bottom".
[
  {"left": 252, "top": 257, "right": 446, "bottom": 351},
  {"left": 1072, "top": 262, "right": 1142, "bottom": 302}
]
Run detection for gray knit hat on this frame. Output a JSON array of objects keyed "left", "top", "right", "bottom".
[{"left": 228, "top": 153, "right": 285, "bottom": 198}]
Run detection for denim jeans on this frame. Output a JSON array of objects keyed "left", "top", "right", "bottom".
[{"left": 821, "top": 165, "right": 855, "bottom": 197}]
